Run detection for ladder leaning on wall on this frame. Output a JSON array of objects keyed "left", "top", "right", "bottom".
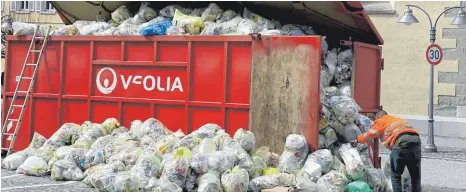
[{"left": 1, "top": 25, "right": 51, "bottom": 156}]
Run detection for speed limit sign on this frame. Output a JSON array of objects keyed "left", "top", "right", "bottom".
[{"left": 426, "top": 44, "right": 443, "bottom": 65}]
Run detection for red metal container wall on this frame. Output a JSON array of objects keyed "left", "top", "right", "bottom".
[
  {"left": 3, "top": 36, "right": 382, "bottom": 169},
  {"left": 2, "top": 36, "right": 255, "bottom": 151}
]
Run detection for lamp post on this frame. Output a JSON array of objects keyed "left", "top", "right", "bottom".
[{"left": 398, "top": 6, "right": 466, "bottom": 153}]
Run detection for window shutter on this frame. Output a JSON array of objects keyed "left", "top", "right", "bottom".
[
  {"left": 10, "top": 1, "right": 16, "bottom": 11},
  {"left": 28, "top": 1, "right": 34, "bottom": 11},
  {"left": 35, "top": 1, "right": 41, "bottom": 11}
]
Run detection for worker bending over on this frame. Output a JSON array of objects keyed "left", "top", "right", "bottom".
[{"left": 351, "top": 110, "right": 421, "bottom": 192}]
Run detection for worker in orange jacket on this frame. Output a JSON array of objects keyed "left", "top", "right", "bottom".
[{"left": 351, "top": 110, "right": 421, "bottom": 192}]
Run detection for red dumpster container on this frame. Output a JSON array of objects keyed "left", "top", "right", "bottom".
[{"left": 3, "top": 2, "right": 383, "bottom": 168}]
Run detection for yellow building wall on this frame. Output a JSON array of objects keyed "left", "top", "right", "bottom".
[
  {"left": 2, "top": 1, "right": 64, "bottom": 27},
  {"left": 368, "top": 1, "right": 459, "bottom": 116}
]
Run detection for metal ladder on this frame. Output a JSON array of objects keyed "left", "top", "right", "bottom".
[{"left": 1, "top": 25, "right": 51, "bottom": 155}]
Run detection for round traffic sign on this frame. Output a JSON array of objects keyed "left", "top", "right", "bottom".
[{"left": 426, "top": 44, "right": 443, "bottom": 65}]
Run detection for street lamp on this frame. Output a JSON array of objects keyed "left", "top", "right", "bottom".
[{"left": 398, "top": 5, "right": 466, "bottom": 153}]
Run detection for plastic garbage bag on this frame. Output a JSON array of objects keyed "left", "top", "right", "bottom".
[
  {"left": 166, "top": 25, "right": 186, "bottom": 35},
  {"left": 331, "top": 155, "right": 347, "bottom": 176},
  {"left": 324, "top": 86, "right": 339, "bottom": 97},
  {"left": 72, "top": 126, "right": 106, "bottom": 148},
  {"left": 296, "top": 161, "right": 322, "bottom": 184},
  {"left": 355, "top": 114, "right": 373, "bottom": 133},
  {"left": 171, "top": 129, "right": 185, "bottom": 139},
  {"left": 223, "top": 139, "right": 255, "bottom": 176},
  {"left": 281, "top": 24, "right": 305, "bottom": 35},
  {"left": 320, "top": 66, "right": 334, "bottom": 88},
  {"left": 197, "top": 171, "right": 223, "bottom": 192},
  {"left": 129, "top": 120, "right": 143, "bottom": 139},
  {"left": 108, "top": 147, "right": 143, "bottom": 168},
  {"left": 365, "top": 168, "right": 387, "bottom": 191},
  {"left": 249, "top": 173, "right": 296, "bottom": 192},
  {"left": 115, "top": 23, "right": 141, "bottom": 36},
  {"left": 135, "top": 2, "right": 157, "bottom": 22},
  {"left": 212, "top": 129, "right": 232, "bottom": 150},
  {"left": 296, "top": 180, "right": 323, "bottom": 192},
  {"left": 335, "top": 49, "right": 353, "bottom": 84},
  {"left": 47, "top": 146, "right": 73, "bottom": 171},
  {"left": 49, "top": 123, "right": 82, "bottom": 146},
  {"left": 190, "top": 143, "right": 236, "bottom": 174},
  {"left": 253, "top": 146, "right": 280, "bottom": 167},
  {"left": 339, "top": 143, "right": 365, "bottom": 181},
  {"left": 177, "top": 134, "right": 202, "bottom": 150},
  {"left": 28, "top": 132, "right": 47, "bottom": 149},
  {"left": 237, "top": 19, "right": 259, "bottom": 35},
  {"left": 78, "top": 22, "right": 110, "bottom": 35},
  {"left": 201, "top": 3, "right": 223, "bottom": 22},
  {"left": 296, "top": 24, "right": 317, "bottom": 35},
  {"left": 243, "top": 8, "right": 274, "bottom": 31},
  {"left": 140, "top": 118, "right": 171, "bottom": 139},
  {"left": 12, "top": 22, "right": 47, "bottom": 36},
  {"left": 16, "top": 156, "right": 48, "bottom": 176},
  {"left": 93, "top": 172, "right": 140, "bottom": 192},
  {"left": 263, "top": 167, "right": 280, "bottom": 175},
  {"left": 320, "top": 127, "right": 338, "bottom": 148},
  {"left": 2, "top": 150, "right": 29, "bottom": 170},
  {"left": 360, "top": 153, "right": 374, "bottom": 169},
  {"left": 101, "top": 117, "right": 120, "bottom": 134},
  {"left": 112, "top": 126, "right": 129, "bottom": 136},
  {"left": 148, "top": 134, "right": 181, "bottom": 154},
  {"left": 252, "top": 156, "right": 267, "bottom": 178},
  {"left": 278, "top": 134, "right": 309, "bottom": 174},
  {"left": 173, "top": 9, "right": 205, "bottom": 35},
  {"left": 217, "top": 10, "right": 237, "bottom": 23},
  {"left": 104, "top": 138, "right": 141, "bottom": 160},
  {"left": 318, "top": 134, "right": 326, "bottom": 149},
  {"left": 82, "top": 149, "right": 105, "bottom": 170},
  {"left": 130, "top": 150, "right": 163, "bottom": 188},
  {"left": 321, "top": 37, "right": 329, "bottom": 54},
  {"left": 145, "top": 178, "right": 183, "bottom": 192},
  {"left": 192, "top": 123, "right": 221, "bottom": 139},
  {"left": 316, "top": 170, "right": 349, "bottom": 192},
  {"left": 111, "top": 5, "right": 132, "bottom": 24},
  {"left": 191, "top": 8, "right": 206, "bottom": 17},
  {"left": 159, "top": 5, "right": 187, "bottom": 18},
  {"left": 261, "top": 30, "right": 284, "bottom": 35},
  {"left": 233, "top": 128, "right": 256, "bottom": 153},
  {"left": 183, "top": 168, "right": 198, "bottom": 192},
  {"left": 221, "top": 166, "right": 249, "bottom": 192},
  {"left": 160, "top": 147, "right": 192, "bottom": 187},
  {"left": 50, "top": 25, "right": 78, "bottom": 36},
  {"left": 51, "top": 158, "right": 84, "bottom": 181},
  {"left": 307, "top": 149, "right": 333, "bottom": 174},
  {"left": 36, "top": 144, "right": 60, "bottom": 163},
  {"left": 339, "top": 81, "right": 352, "bottom": 97},
  {"left": 329, "top": 96, "right": 361, "bottom": 125},
  {"left": 82, "top": 162, "right": 125, "bottom": 185},
  {"left": 339, "top": 123, "right": 361, "bottom": 142},
  {"left": 90, "top": 135, "right": 115, "bottom": 150},
  {"left": 344, "top": 181, "right": 371, "bottom": 192}
]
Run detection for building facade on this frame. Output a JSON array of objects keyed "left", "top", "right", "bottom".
[
  {"left": 364, "top": 1, "right": 466, "bottom": 118},
  {"left": 1, "top": 1, "right": 64, "bottom": 79}
]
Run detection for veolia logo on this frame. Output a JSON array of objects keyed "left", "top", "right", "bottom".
[
  {"left": 96, "top": 67, "right": 183, "bottom": 95},
  {"left": 96, "top": 67, "right": 118, "bottom": 94}
]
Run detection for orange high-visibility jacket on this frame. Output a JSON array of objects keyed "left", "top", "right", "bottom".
[{"left": 357, "top": 115, "right": 419, "bottom": 150}]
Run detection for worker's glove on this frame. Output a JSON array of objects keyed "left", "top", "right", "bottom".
[{"left": 350, "top": 139, "right": 358, "bottom": 147}]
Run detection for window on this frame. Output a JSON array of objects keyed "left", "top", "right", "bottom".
[
  {"left": 10, "top": 1, "right": 34, "bottom": 13},
  {"left": 35, "top": 1, "right": 55, "bottom": 13}
]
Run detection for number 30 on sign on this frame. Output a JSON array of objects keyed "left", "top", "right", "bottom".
[{"left": 426, "top": 44, "right": 443, "bottom": 65}]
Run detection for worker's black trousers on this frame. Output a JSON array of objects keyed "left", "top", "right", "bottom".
[{"left": 390, "top": 144, "right": 422, "bottom": 192}]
